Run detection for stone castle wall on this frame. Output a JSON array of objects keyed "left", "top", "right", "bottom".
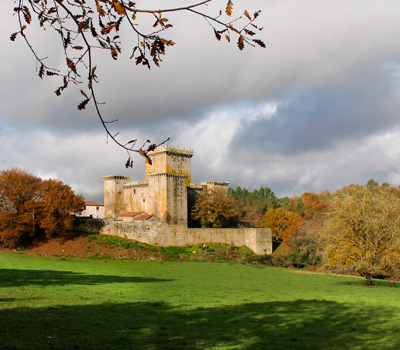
[{"left": 101, "top": 220, "right": 272, "bottom": 255}]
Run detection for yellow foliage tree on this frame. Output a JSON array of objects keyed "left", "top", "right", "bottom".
[{"left": 323, "top": 186, "right": 400, "bottom": 285}]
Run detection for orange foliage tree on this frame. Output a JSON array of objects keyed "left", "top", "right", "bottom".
[
  {"left": 262, "top": 208, "right": 303, "bottom": 242},
  {"left": 0, "top": 168, "right": 85, "bottom": 247}
]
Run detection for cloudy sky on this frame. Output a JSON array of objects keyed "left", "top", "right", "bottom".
[{"left": 2, "top": 0, "right": 400, "bottom": 202}]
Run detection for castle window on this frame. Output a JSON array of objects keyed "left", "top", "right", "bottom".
[
  {"left": 134, "top": 190, "right": 136, "bottom": 194},
  {"left": 143, "top": 199, "right": 145, "bottom": 203}
]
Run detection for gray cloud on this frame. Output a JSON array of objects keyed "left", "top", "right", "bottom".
[
  {"left": 230, "top": 64, "right": 400, "bottom": 157},
  {"left": 2, "top": 1, "right": 400, "bottom": 201}
]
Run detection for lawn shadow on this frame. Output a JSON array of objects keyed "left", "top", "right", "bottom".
[
  {"left": 1, "top": 299, "right": 399, "bottom": 350},
  {"left": 335, "top": 278, "right": 400, "bottom": 288},
  {"left": 0, "top": 269, "right": 172, "bottom": 288}
]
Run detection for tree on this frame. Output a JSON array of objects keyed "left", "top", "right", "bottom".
[
  {"left": 367, "top": 179, "right": 378, "bottom": 188},
  {"left": 0, "top": 168, "right": 85, "bottom": 247},
  {"left": 262, "top": 208, "right": 303, "bottom": 242},
  {"left": 12, "top": 1, "right": 265, "bottom": 166},
  {"left": 287, "top": 217, "right": 326, "bottom": 267},
  {"left": 239, "top": 205, "right": 263, "bottom": 228},
  {"left": 0, "top": 168, "right": 42, "bottom": 246},
  {"left": 323, "top": 186, "right": 400, "bottom": 285},
  {"left": 35, "top": 179, "right": 86, "bottom": 238},
  {"left": 192, "top": 189, "right": 238, "bottom": 228}
]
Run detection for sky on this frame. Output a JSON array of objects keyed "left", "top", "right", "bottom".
[{"left": 2, "top": 0, "right": 400, "bottom": 203}]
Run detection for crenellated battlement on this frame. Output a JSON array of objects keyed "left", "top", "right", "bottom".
[
  {"left": 202, "top": 181, "right": 230, "bottom": 187},
  {"left": 148, "top": 145, "right": 194, "bottom": 158},
  {"left": 102, "top": 175, "right": 130, "bottom": 181}
]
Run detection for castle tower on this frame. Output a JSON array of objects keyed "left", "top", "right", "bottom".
[
  {"left": 102, "top": 175, "right": 130, "bottom": 218},
  {"left": 146, "top": 146, "right": 194, "bottom": 225},
  {"left": 146, "top": 146, "right": 193, "bottom": 187}
]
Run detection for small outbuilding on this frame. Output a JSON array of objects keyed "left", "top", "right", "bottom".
[
  {"left": 118, "top": 212, "right": 160, "bottom": 222},
  {"left": 78, "top": 201, "right": 105, "bottom": 219}
]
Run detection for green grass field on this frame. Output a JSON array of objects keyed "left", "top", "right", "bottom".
[{"left": 1, "top": 252, "right": 400, "bottom": 349}]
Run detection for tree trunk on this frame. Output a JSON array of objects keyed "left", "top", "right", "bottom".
[{"left": 365, "top": 274, "right": 373, "bottom": 286}]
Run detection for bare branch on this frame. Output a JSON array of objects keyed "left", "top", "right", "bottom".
[{"left": 12, "top": 0, "right": 265, "bottom": 166}]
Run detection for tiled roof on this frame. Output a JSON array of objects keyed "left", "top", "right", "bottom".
[
  {"left": 119, "top": 211, "right": 143, "bottom": 217},
  {"left": 135, "top": 214, "right": 153, "bottom": 220},
  {"left": 85, "top": 201, "right": 104, "bottom": 206},
  {"left": 135, "top": 214, "right": 160, "bottom": 221}
]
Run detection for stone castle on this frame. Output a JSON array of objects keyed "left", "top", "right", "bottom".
[{"left": 102, "top": 145, "right": 229, "bottom": 226}]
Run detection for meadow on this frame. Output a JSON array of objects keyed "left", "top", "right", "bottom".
[{"left": 1, "top": 251, "right": 400, "bottom": 349}]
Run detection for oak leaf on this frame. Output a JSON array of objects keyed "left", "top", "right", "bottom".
[
  {"left": 237, "top": 36, "right": 244, "bottom": 51},
  {"left": 10, "top": 32, "right": 18, "bottom": 41},
  {"left": 66, "top": 58, "right": 77, "bottom": 74},
  {"left": 38, "top": 64, "right": 45, "bottom": 79},
  {"left": 253, "top": 39, "right": 266, "bottom": 48},
  {"left": 214, "top": 29, "right": 221, "bottom": 41},
  {"left": 95, "top": 1, "right": 106, "bottom": 17},
  {"left": 77, "top": 98, "right": 90, "bottom": 110},
  {"left": 226, "top": 0, "right": 233, "bottom": 17},
  {"left": 113, "top": 1, "right": 126, "bottom": 15}
]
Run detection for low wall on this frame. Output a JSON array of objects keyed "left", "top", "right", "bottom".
[
  {"left": 75, "top": 217, "right": 105, "bottom": 234},
  {"left": 100, "top": 220, "right": 272, "bottom": 255}
]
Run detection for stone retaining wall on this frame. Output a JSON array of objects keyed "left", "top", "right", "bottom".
[{"left": 100, "top": 220, "right": 272, "bottom": 255}]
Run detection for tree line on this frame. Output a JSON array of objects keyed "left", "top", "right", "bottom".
[{"left": 193, "top": 181, "right": 400, "bottom": 285}]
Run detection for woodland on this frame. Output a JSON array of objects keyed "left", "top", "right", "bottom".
[{"left": 227, "top": 180, "right": 400, "bottom": 286}]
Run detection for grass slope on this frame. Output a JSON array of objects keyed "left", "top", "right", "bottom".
[{"left": 1, "top": 252, "right": 400, "bottom": 349}]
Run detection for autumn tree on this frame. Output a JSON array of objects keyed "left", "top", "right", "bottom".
[
  {"left": 0, "top": 168, "right": 85, "bottom": 247},
  {"left": 287, "top": 217, "right": 326, "bottom": 267},
  {"left": 262, "top": 208, "right": 303, "bottom": 242},
  {"left": 192, "top": 189, "right": 238, "bottom": 228},
  {"left": 323, "top": 186, "right": 400, "bottom": 285},
  {"left": 12, "top": 0, "right": 265, "bottom": 166},
  {"left": 35, "top": 179, "right": 85, "bottom": 238},
  {"left": 238, "top": 205, "right": 263, "bottom": 227},
  {"left": 0, "top": 168, "right": 42, "bottom": 246}
]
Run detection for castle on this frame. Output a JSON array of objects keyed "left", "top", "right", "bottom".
[
  {"left": 103, "top": 145, "right": 229, "bottom": 226},
  {"left": 101, "top": 145, "right": 272, "bottom": 255}
]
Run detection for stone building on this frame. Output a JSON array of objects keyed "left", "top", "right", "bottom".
[
  {"left": 76, "top": 201, "right": 104, "bottom": 219},
  {"left": 103, "top": 145, "right": 229, "bottom": 226}
]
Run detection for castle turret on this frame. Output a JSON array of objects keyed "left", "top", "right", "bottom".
[{"left": 102, "top": 175, "right": 130, "bottom": 218}]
